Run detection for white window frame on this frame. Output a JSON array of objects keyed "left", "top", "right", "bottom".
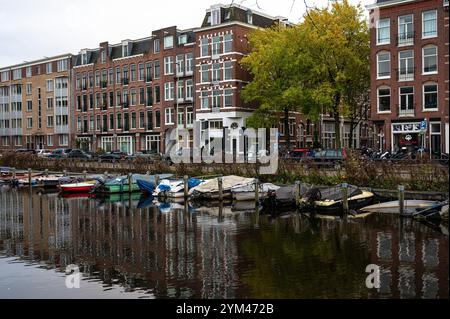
[
  {"left": 423, "top": 82, "right": 438, "bottom": 111},
  {"left": 398, "top": 50, "right": 414, "bottom": 81},
  {"left": 377, "top": 51, "right": 391, "bottom": 79},
  {"left": 165, "top": 108, "right": 174, "bottom": 125},
  {"left": 164, "top": 82, "right": 174, "bottom": 101},
  {"left": 398, "top": 14, "right": 414, "bottom": 46},
  {"left": 422, "top": 10, "right": 437, "bottom": 39},
  {"left": 47, "top": 135, "right": 53, "bottom": 147},
  {"left": 377, "top": 86, "right": 391, "bottom": 114},
  {"left": 164, "top": 36, "right": 174, "bottom": 49},
  {"left": 422, "top": 45, "right": 438, "bottom": 75},
  {"left": 46, "top": 79, "right": 54, "bottom": 92},
  {"left": 164, "top": 56, "right": 174, "bottom": 75},
  {"left": 377, "top": 18, "right": 390, "bottom": 45}
]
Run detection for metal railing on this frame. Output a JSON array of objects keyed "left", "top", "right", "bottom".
[
  {"left": 397, "top": 103, "right": 416, "bottom": 117},
  {"left": 396, "top": 68, "right": 415, "bottom": 81},
  {"left": 397, "top": 32, "right": 414, "bottom": 46}
]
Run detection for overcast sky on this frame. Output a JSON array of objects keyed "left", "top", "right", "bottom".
[{"left": 0, "top": 0, "right": 371, "bottom": 67}]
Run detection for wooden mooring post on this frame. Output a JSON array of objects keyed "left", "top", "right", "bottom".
[
  {"left": 154, "top": 175, "right": 160, "bottom": 189},
  {"left": 295, "top": 181, "right": 301, "bottom": 204},
  {"left": 398, "top": 185, "right": 405, "bottom": 216},
  {"left": 341, "top": 183, "right": 349, "bottom": 215},
  {"left": 218, "top": 176, "right": 224, "bottom": 202},
  {"left": 83, "top": 170, "right": 87, "bottom": 180},
  {"left": 254, "top": 179, "right": 260, "bottom": 207},
  {"left": 28, "top": 169, "right": 32, "bottom": 191},
  {"left": 128, "top": 173, "right": 133, "bottom": 194},
  {"left": 44, "top": 169, "right": 49, "bottom": 177},
  {"left": 12, "top": 167, "right": 16, "bottom": 180},
  {"left": 184, "top": 175, "right": 189, "bottom": 199}
]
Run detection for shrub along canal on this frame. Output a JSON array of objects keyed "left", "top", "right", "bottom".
[{"left": 0, "top": 186, "right": 448, "bottom": 299}]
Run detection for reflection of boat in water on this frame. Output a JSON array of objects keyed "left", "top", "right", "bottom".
[
  {"left": 299, "top": 184, "right": 374, "bottom": 215},
  {"left": 60, "top": 192, "right": 94, "bottom": 199},
  {"left": 97, "top": 192, "right": 143, "bottom": 204},
  {"left": 262, "top": 185, "right": 297, "bottom": 213}
]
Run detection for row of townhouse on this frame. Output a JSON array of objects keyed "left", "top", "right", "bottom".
[
  {"left": 367, "top": 0, "right": 449, "bottom": 155},
  {"left": 0, "top": 3, "right": 374, "bottom": 155}
]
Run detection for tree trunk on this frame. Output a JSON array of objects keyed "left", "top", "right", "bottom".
[
  {"left": 284, "top": 107, "right": 291, "bottom": 152},
  {"left": 349, "top": 120, "right": 355, "bottom": 149},
  {"left": 333, "top": 94, "right": 341, "bottom": 149}
]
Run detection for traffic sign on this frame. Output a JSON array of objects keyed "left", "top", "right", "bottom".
[{"left": 420, "top": 120, "right": 427, "bottom": 131}]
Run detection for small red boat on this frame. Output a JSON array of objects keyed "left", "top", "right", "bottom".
[{"left": 59, "top": 181, "right": 97, "bottom": 193}]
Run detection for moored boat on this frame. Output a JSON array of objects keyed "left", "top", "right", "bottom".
[
  {"left": 360, "top": 200, "right": 442, "bottom": 214},
  {"left": 152, "top": 178, "right": 204, "bottom": 198},
  {"left": 60, "top": 180, "right": 98, "bottom": 193},
  {"left": 189, "top": 175, "right": 255, "bottom": 200},
  {"left": 231, "top": 182, "right": 280, "bottom": 201}
]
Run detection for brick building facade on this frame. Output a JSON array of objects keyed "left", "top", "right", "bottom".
[
  {"left": 367, "top": 0, "right": 449, "bottom": 155},
  {"left": 0, "top": 54, "right": 73, "bottom": 150}
]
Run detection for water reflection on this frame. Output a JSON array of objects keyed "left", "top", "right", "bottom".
[{"left": 0, "top": 187, "right": 448, "bottom": 299}]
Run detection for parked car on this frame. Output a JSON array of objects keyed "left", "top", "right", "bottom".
[
  {"left": 67, "top": 149, "right": 92, "bottom": 161},
  {"left": 47, "top": 148, "right": 72, "bottom": 159},
  {"left": 36, "top": 149, "right": 52, "bottom": 158},
  {"left": 98, "top": 152, "right": 123, "bottom": 163},
  {"left": 125, "top": 151, "right": 160, "bottom": 162},
  {"left": 312, "top": 148, "right": 347, "bottom": 169}
]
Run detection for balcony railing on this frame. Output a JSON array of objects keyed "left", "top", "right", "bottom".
[
  {"left": 397, "top": 32, "right": 414, "bottom": 46},
  {"left": 396, "top": 68, "right": 415, "bottom": 81},
  {"left": 398, "top": 104, "right": 416, "bottom": 117}
]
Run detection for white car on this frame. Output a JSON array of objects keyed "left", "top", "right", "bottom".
[{"left": 36, "top": 149, "right": 52, "bottom": 157}]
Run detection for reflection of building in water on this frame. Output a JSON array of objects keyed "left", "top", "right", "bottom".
[
  {"left": 0, "top": 190, "right": 240, "bottom": 298},
  {"left": 372, "top": 219, "right": 448, "bottom": 299}
]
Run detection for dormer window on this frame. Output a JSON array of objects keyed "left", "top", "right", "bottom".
[
  {"left": 122, "top": 42, "right": 129, "bottom": 57},
  {"left": 164, "top": 35, "right": 174, "bottom": 49},
  {"left": 247, "top": 10, "right": 253, "bottom": 24},
  {"left": 81, "top": 51, "right": 88, "bottom": 65},
  {"left": 225, "top": 10, "right": 231, "bottom": 20},
  {"left": 211, "top": 8, "right": 221, "bottom": 25},
  {"left": 178, "top": 35, "right": 187, "bottom": 45}
]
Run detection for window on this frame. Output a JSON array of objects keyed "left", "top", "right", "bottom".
[
  {"left": 146, "top": 86, "right": 153, "bottom": 106},
  {"left": 88, "top": 72, "right": 93, "bottom": 88},
  {"left": 201, "top": 64, "right": 209, "bottom": 83},
  {"left": 26, "top": 100, "right": 32, "bottom": 112},
  {"left": 224, "top": 89, "right": 233, "bottom": 107},
  {"left": 130, "top": 64, "right": 136, "bottom": 82},
  {"left": 131, "top": 112, "right": 137, "bottom": 129},
  {"left": 185, "top": 53, "right": 193, "bottom": 73},
  {"left": 212, "top": 90, "right": 221, "bottom": 109},
  {"left": 177, "top": 107, "right": 184, "bottom": 126},
  {"left": 117, "top": 114, "right": 122, "bottom": 129},
  {"left": 201, "top": 38, "right": 209, "bottom": 57},
  {"left": 139, "top": 111, "right": 145, "bottom": 129},
  {"left": 224, "top": 61, "right": 232, "bottom": 80},
  {"left": 176, "top": 55, "right": 184, "bottom": 75},
  {"left": 57, "top": 59, "right": 69, "bottom": 72},
  {"left": 46, "top": 62, "right": 52, "bottom": 74},
  {"left": 138, "top": 63, "right": 144, "bottom": 81},
  {"left": 109, "top": 92, "right": 114, "bottom": 108},
  {"left": 26, "top": 67, "right": 32, "bottom": 78},
  {"left": 377, "top": 19, "right": 390, "bottom": 45},
  {"left": 423, "top": 10, "right": 437, "bottom": 38},
  {"left": 212, "top": 63, "right": 221, "bottom": 82},
  {"left": 1, "top": 71, "right": 9, "bottom": 82},
  {"left": 27, "top": 117, "right": 33, "bottom": 128},
  {"left": 423, "top": 83, "right": 438, "bottom": 110},
  {"left": 122, "top": 43, "right": 129, "bottom": 57},
  {"left": 224, "top": 34, "right": 232, "bottom": 53},
  {"left": 164, "top": 56, "right": 174, "bottom": 75},
  {"left": 123, "top": 90, "right": 129, "bottom": 107},
  {"left": 139, "top": 87, "right": 145, "bottom": 105},
  {"left": 247, "top": 10, "right": 253, "bottom": 24},
  {"left": 155, "top": 86, "right": 161, "bottom": 103},
  {"left": 212, "top": 36, "right": 221, "bottom": 56},
  {"left": 164, "top": 82, "right": 174, "bottom": 101},
  {"left": 46, "top": 79, "right": 54, "bottom": 92},
  {"left": 164, "top": 36, "right": 174, "bottom": 49},
  {"left": 123, "top": 66, "right": 129, "bottom": 83},
  {"left": 47, "top": 97, "right": 53, "bottom": 109},
  {"left": 146, "top": 62, "right": 153, "bottom": 81},
  {"left": 377, "top": 87, "right": 391, "bottom": 113},
  {"left": 177, "top": 80, "right": 184, "bottom": 101},
  {"left": 154, "top": 39, "right": 160, "bottom": 53},
  {"left": 155, "top": 110, "right": 161, "bottom": 128},
  {"left": 210, "top": 120, "right": 223, "bottom": 130},
  {"left": 423, "top": 46, "right": 437, "bottom": 74},
  {"left": 47, "top": 135, "right": 53, "bottom": 147},
  {"left": 186, "top": 80, "right": 193, "bottom": 100},
  {"left": 398, "top": 15, "right": 413, "bottom": 45},
  {"left": 59, "top": 135, "right": 69, "bottom": 147},
  {"left": 12, "top": 69, "right": 21, "bottom": 80},
  {"left": 377, "top": 52, "right": 390, "bottom": 78},
  {"left": 116, "top": 91, "right": 122, "bottom": 106},
  {"left": 47, "top": 116, "right": 54, "bottom": 127},
  {"left": 26, "top": 83, "right": 32, "bottom": 95},
  {"left": 398, "top": 50, "right": 414, "bottom": 81},
  {"left": 109, "top": 114, "right": 114, "bottom": 130},
  {"left": 178, "top": 34, "right": 187, "bottom": 45},
  {"left": 399, "top": 86, "right": 414, "bottom": 116},
  {"left": 186, "top": 107, "right": 193, "bottom": 126},
  {"left": 201, "top": 91, "right": 209, "bottom": 109},
  {"left": 211, "top": 8, "right": 221, "bottom": 25},
  {"left": 81, "top": 52, "right": 88, "bottom": 65},
  {"left": 154, "top": 60, "right": 160, "bottom": 79},
  {"left": 109, "top": 68, "right": 114, "bottom": 84},
  {"left": 95, "top": 70, "right": 100, "bottom": 87},
  {"left": 131, "top": 89, "right": 137, "bottom": 106},
  {"left": 116, "top": 67, "right": 121, "bottom": 84},
  {"left": 147, "top": 110, "right": 153, "bottom": 130},
  {"left": 165, "top": 108, "right": 174, "bottom": 124}
]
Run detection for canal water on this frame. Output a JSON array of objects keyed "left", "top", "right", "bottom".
[{"left": 0, "top": 186, "right": 448, "bottom": 299}]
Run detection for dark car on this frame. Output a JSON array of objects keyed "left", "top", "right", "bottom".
[
  {"left": 312, "top": 149, "right": 347, "bottom": 169},
  {"left": 67, "top": 149, "right": 92, "bottom": 161},
  {"left": 98, "top": 152, "right": 123, "bottom": 163},
  {"left": 47, "top": 148, "right": 72, "bottom": 159}
]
